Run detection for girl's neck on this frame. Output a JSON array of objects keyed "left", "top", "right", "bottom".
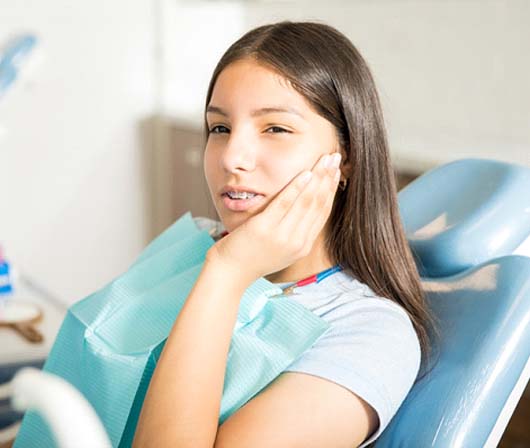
[{"left": 264, "top": 259, "right": 336, "bottom": 284}]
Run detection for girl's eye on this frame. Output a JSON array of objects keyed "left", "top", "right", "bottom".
[
  {"left": 209, "top": 125, "right": 229, "bottom": 134},
  {"left": 265, "top": 126, "right": 290, "bottom": 134},
  {"left": 208, "top": 125, "right": 291, "bottom": 134}
]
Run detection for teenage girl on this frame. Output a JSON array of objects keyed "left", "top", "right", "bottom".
[{"left": 133, "top": 20, "right": 436, "bottom": 448}]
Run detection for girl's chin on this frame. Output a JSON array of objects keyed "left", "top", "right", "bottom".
[{"left": 219, "top": 216, "right": 246, "bottom": 232}]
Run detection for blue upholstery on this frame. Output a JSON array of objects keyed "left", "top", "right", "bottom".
[
  {"left": 398, "top": 158, "right": 530, "bottom": 278},
  {"left": 375, "top": 158, "right": 530, "bottom": 447},
  {"left": 375, "top": 255, "right": 530, "bottom": 447}
]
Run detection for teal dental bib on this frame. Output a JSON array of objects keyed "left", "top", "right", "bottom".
[{"left": 14, "top": 212, "right": 330, "bottom": 447}]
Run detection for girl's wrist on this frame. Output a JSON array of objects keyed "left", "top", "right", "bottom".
[{"left": 204, "top": 249, "right": 258, "bottom": 290}]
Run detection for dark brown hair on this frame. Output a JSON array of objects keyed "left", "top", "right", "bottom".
[{"left": 202, "top": 20, "right": 438, "bottom": 375}]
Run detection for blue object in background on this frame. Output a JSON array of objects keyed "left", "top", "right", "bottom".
[
  {"left": 399, "top": 158, "right": 530, "bottom": 278},
  {"left": 374, "top": 158, "right": 530, "bottom": 447},
  {"left": 0, "top": 34, "right": 38, "bottom": 98},
  {"left": 375, "top": 255, "right": 530, "bottom": 447},
  {"left": 0, "top": 245, "right": 13, "bottom": 295}
]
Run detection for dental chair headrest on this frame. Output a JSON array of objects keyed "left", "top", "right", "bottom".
[{"left": 398, "top": 158, "right": 530, "bottom": 277}]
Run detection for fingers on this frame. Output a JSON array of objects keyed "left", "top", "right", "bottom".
[
  {"left": 259, "top": 167, "right": 315, "bottom": 224},
  {"left": 306, "top": 156, "right": 341, "bottom": 242},
  {"left": 280, "top": 152, "right": 341, "bottom": 244}
]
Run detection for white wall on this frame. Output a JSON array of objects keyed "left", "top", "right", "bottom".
[
  {"left": 159, "top": 1, "right": 246, "bottom": 122},
  {"left": 244, "top": 0, "right": 530, "bottom": 171},
  {"left": 165, "top": 0, "right": 530, "bottom": 172},
  {"left": 0, "top": 0, "right": 157, "bottom": 305},
  {"left": 1, "top": 0, "right": 528, "bottom": 306}
]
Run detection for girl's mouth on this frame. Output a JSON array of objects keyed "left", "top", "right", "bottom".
[{"left": 221, "top": 193, "right": 265, "bottom": 211}]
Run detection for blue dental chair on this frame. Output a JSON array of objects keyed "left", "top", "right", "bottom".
[
  {"left": 6, "top": 158, "right": 530, "bottom": 448},
  {"left": 375, "top": 158, "right": 530, "bottom": 447}
]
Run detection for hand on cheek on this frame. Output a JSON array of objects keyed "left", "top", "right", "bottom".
[{"left": 206, "top": 151, "right": 342, "bottom": 283}]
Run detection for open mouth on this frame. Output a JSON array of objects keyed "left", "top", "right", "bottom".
[{"left": 221, "top": 193, "right": 265, "bottom": 211}]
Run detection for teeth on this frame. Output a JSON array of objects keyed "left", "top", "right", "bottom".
[{"left": 227, "top": 191, "right": 257, "bottom": 199}]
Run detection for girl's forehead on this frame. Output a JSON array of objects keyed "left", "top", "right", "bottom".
[
  {"left": 214, "top": 60, "right": 296, "bottom": 96},
  {"left": 210, "top": 62, "right": 313, "bottom": 117},
  {"left": 223, "top": 58, "right": 281, "bottom": 77}
]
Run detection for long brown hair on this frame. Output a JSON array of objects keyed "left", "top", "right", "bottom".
[{"left": 202, "top": 20, "right": 438, "bottom": 374}]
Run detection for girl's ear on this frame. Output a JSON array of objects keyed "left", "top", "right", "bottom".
[
  {"left": 341, "top": 162, "right": 353, "bottom": 179},
  {"left": 336, "top": 146, "right": 353, "bottom": 178}
]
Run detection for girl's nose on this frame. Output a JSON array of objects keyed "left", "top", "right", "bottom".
[{"left": 220, "top": 133, "right": 257, "bottom": 173}]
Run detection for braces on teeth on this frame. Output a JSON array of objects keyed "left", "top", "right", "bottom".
[{"left": 227, "top": 191, "right": 257, "bottom": 199}]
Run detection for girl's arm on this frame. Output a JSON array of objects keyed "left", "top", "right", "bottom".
[
  {"left": 133, "top": 152, "right": 341, "bottom": 447},
  {"left": 132, "top": 256, "right": 255, "bottom": 448}
]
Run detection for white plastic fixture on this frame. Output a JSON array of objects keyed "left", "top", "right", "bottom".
[{"left": 9, "top": 367, "right": 111, "bottom": 448}]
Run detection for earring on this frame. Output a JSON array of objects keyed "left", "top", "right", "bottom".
[{"left": 338, "top": 177, "right": 348, "bottom": 191}]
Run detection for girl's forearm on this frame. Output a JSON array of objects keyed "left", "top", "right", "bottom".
[{"left": 132, "top": 257, "right": 254, "bottom": 448}]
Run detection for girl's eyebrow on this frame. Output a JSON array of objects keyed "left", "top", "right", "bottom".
[{"left": 206, "top": 105, "right": 305, "bottom": 119}]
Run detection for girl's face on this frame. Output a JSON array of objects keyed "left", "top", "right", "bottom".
[{"left": 204, "top": 58, "right": 341, "bottom": 232}]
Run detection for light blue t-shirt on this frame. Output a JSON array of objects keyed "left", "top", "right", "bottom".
[{"left": 271, "top": 270, "right": 421, "bottom": 448}]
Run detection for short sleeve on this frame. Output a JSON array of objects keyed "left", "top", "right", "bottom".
[{"left": 282, "top": 295, "right": 421, "bottom": 447}]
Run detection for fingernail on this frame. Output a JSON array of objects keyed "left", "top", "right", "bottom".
[
  {"left": 300, "top": 171, "right": 313, "bottom": 184},
  {"left": 322, "top": 154, "right": 331, "bottom": 167},
  {"left": 330, "top": 153, "right": 341, "bottom": 168}
]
